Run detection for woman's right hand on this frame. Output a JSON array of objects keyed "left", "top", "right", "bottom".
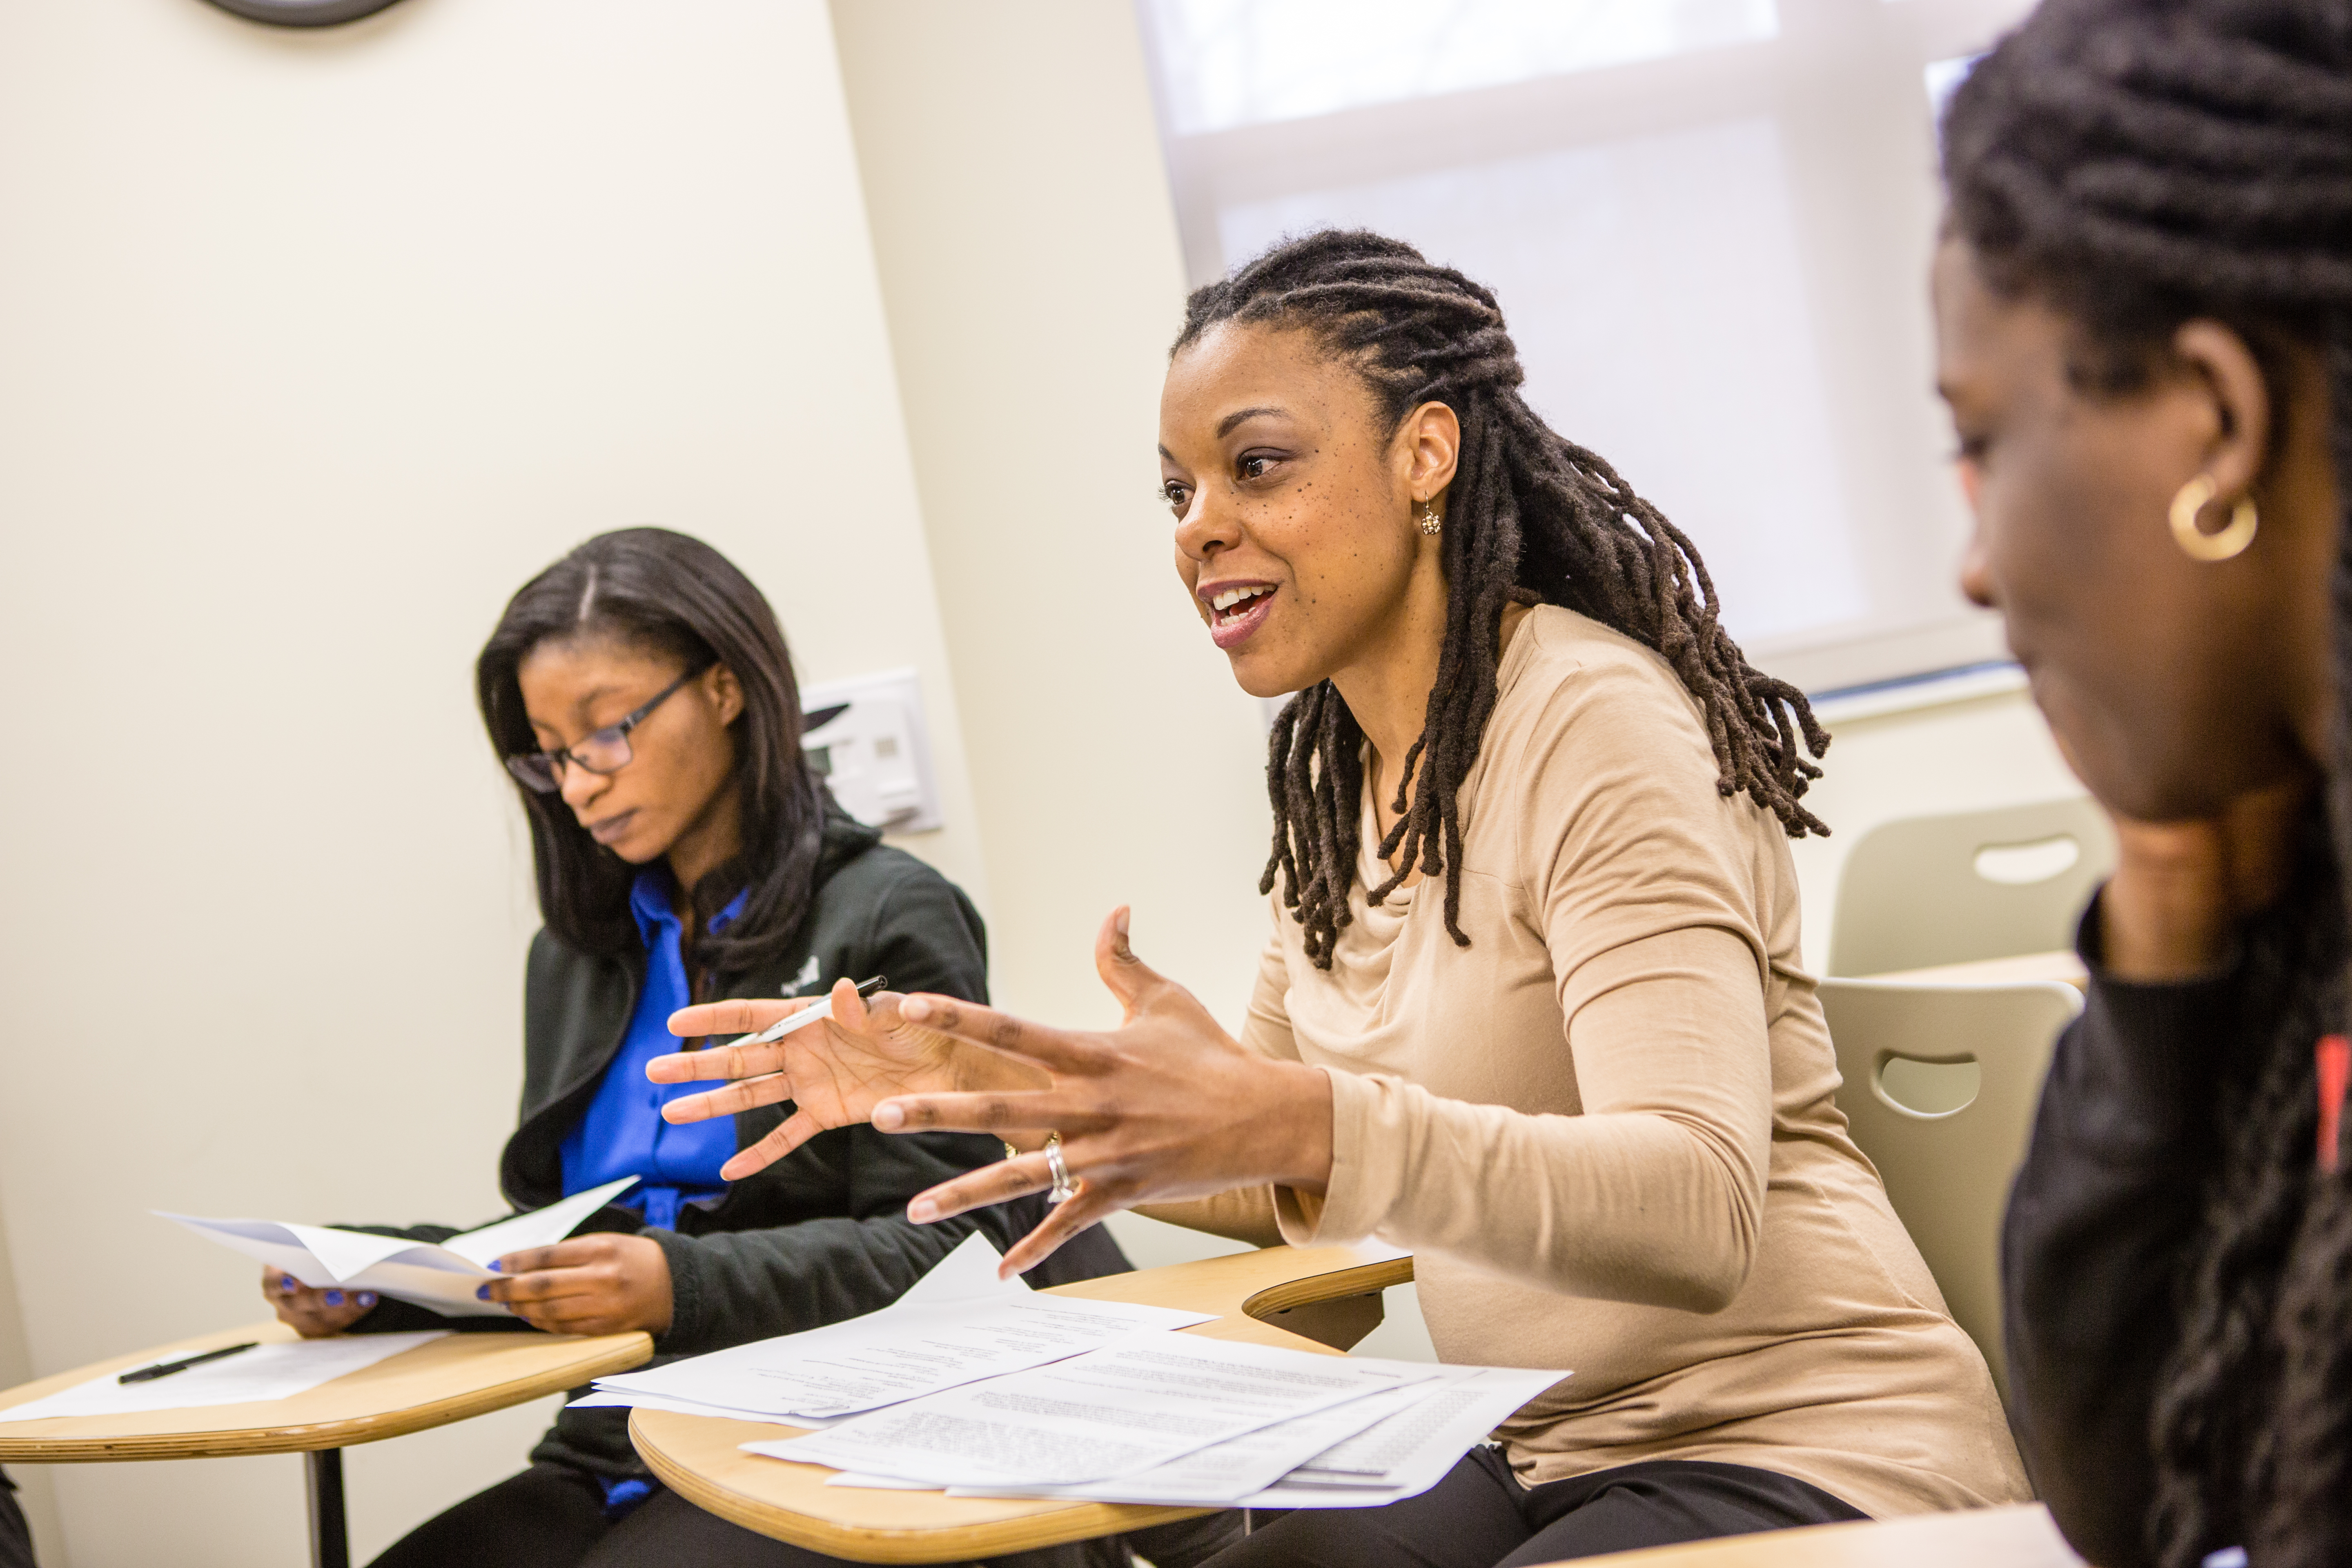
[
  {"left": 2099, "top": 773, "right": 2312, "bottom": 981},
  {"left": 261, "top": 1268, "right": 374, "bottom": 1338},
  {"left": 650, "top": 978, "right": 1048, "bottom": 1180}
]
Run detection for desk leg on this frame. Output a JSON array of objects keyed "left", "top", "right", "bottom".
[{"left": 305, "top": 1449, "right": 349, "bottom": 1568}]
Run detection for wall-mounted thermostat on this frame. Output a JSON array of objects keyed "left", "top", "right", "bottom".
[{"left": 800, "top": 669, "right": 944, "bottom": 834}]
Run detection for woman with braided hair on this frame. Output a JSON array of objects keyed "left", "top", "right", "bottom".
[
  {"left": 1935, "top": 2, "right": 2352, "bottom": 1566},
  {"left": 655, "top": 226, "right": 2026, "bottom": 1560}
]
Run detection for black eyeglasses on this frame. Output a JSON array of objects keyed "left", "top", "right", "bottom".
[{"left": 505, "top": 664, "right": 710, "bottom": 794}]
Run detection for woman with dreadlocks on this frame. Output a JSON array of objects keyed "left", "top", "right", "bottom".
[
  {"left": 1933, "top": 2, "right": 2352, "bottom": 1566},
  {"left": 660, "top": 228, "right": 2027, "bottom": 1556}
]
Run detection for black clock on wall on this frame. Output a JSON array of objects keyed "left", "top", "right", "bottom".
[{"left": 203, "top": 0, "right": 412, "bottom": 24}]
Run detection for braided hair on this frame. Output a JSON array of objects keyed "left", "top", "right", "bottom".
[
  {"left": 1944, "top": 4, "right": 2352, "bottom": 1566},
  {"left": 1175, "top": 232, "right": 1830, "bottom": 969}
]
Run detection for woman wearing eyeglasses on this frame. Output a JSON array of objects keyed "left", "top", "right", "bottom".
[{"left": 263, "top": 528, "right": 1154, "bottom": 1568}]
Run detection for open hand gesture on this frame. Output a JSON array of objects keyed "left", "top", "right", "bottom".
[
  {"left": 863, "top": 909, "right": 1334, "bottom": 1275},
  {"left": 649, "top": 979, "right": 1047, "bottom": 1180}
]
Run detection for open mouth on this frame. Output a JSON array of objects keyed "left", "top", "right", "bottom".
[{"left": 1205, "top": 583, "right": 1277, "bottom": 649}]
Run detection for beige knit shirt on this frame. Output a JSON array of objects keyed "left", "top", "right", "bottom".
[{"left": 1162, "top": 607, "right": 2028, "bottom": 1518}]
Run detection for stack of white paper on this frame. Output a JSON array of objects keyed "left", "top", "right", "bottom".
[
  {"left": 578, "top": 1232, "right": 1217, "bottom": 1425},
  {"left": 763, "top": 1335, "right": 1443, "bottom": 1490},
  {"left": 0, "top": 1332, "right": 451, "bottom": 1423},
  {"left": 160, "top": 1177, "right": 642, "bottom": 1318},
  {"left": 602, "top": 1228, "right": 1568, "bottom": 1510},
  {"left": 820, "top": 1361, "right": 1568, "bottom": 1509},
  {"left": 1238, "top": 1365, "right": 1568, "bottom": 1508}
]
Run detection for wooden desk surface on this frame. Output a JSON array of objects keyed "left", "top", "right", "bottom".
[
  {"left": 1568, "top": 1501, "right": 2081, "bottom": 1567},
  {"left": 1866, "top": 950, "right": 2087, "bottom": 990},
  {"left": 0, "top": 1319, "right": 651, "bottom": 1462},
  {"left": 630, "top": 1242, "right": 1414, "bottom": 1565}
]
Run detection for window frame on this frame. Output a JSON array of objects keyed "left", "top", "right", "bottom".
[{"left": 1134, "top": 0, "right": 2036, "bottom": 694}]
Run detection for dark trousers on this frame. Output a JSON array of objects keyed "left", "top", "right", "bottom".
[
  {"left": 367, "top": 1463, "right": 1239, "bottom": 1568},
  {"left": 0, "top": 1470, "right": 34, "bottom": 1568},
  {"left": 1204, "top": 1450, "right": 1867, "bottom": 1567}
]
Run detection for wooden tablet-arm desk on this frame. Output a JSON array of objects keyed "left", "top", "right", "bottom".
[
  {"left": 630, "top": 1241, "right": 1414, "bottom": 1565},
  {"left": 0, "top": 1323, "right": 652, "bottom": 1568}
]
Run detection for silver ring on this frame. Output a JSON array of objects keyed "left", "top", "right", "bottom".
[{"left": 1043, "top": 1133, "right": 1076, "bottom": 1205}]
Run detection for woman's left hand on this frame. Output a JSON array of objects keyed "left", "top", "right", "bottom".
[
  {"left": 483, "top": 1234, "right": 674, "bottom": 1335},
  {"left": 872, "top": 908, "right": 1335, "bottom": 1276}
]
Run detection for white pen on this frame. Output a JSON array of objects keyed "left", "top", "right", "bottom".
[{"left": 735, "top": 975, "right": 887, "bottom": 1047}]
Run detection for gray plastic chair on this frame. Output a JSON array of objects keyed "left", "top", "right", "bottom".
[
  {"left": 1828, "top": 797, "right": 2115, "bottom": 977},
  {"left": 1819, "top": 976, "right": 2083, "bottom": 1402}
]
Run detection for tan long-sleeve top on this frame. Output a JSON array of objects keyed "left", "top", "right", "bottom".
[{"left": 1188, "top": 607, "right": 2028, "bottom": 1518}]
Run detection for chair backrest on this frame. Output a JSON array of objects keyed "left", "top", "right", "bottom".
[
  {"left": 1818, "top": 976, "right": 2083, "bottom": 1401},
  {"left": 1829, "top": 796, "right": 2116, "bottom": 977}
]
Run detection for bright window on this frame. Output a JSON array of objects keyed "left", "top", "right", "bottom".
[
  {"left": 1138, "top": 0, "right": 2037, "bottom": 693},
  {"left": 1145, "top": 0, "right": 1782, "bottom": 134}
]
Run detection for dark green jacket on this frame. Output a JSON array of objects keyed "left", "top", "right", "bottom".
[{"left": 356, "top": 809, "right": 1128, "bottom": 1479}]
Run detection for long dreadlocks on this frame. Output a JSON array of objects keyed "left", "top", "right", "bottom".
[
  {"left": 1944, "top": 4, "right": 2352, "bottom": 1566},
  {"left": 1172, "top": 231, "right": 1830, "bottom": 969}
]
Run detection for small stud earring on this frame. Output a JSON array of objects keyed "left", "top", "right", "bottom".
[{"left": 1419, "top": 501, "right": 1441, "bottom": 536}]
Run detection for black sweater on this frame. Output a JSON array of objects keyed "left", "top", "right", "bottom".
[
  {"left": 351, "top": 810, "right": 1128, "bottom": 1479},
  {"left": 2001, "top": 901, "right": 2244, "bottom": 1568}
]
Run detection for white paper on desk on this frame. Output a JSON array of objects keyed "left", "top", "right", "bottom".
[
  {"left": 157, "top": 1177, "right": 640, "bottom": 1318},
  {"left": 1242, "top": 1365, "right": 1567, "bottom": 1508},
  {"left": 0, "top": 1332, "right": 450, "bottom": 1424},
  {"left": 566, "top": 1390, "right": 849, "bottom": 1430},
  {"left": 761, "top": 1335, "right": 1440, "bottom": 1488},
  {"left": 889, "top": 1228, "right": 1031, "bottom": 1307},
  {"left": 594, "top": 1232, "right": 1212, "bottom": 1420},
  {"left": 825, "top": 1472, "right": 941, "bottom": 1490},
  {"left": 942, "top": 1374, "right": 1434, "bottom": 1506}
]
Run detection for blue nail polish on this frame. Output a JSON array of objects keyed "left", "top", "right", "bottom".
[
  {"left": 358, "top": 1293, "right": 377, "bottom": 1307},
  {"left": 280, "top": 1276, "right": 297, "bottom": 1294},
  {"left": 488, "top": 1261, "right": 502, "bottom": 1272},
  {"left": 324, "top": 1291, "right": 343, "bottom": 1306},
  {"left": 477, "top": 1284, "right": 492, "bottom": 1301}
]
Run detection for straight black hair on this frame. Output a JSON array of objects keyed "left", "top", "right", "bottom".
[{"left": 475, "top": 527, "right": 828, "bottom": 980}]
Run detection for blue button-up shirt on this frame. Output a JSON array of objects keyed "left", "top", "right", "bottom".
[{"left": 559, "top": 871, "right": 746, "bottom": 1230}]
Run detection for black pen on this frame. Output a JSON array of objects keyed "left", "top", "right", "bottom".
[{"left": 118, "top": 1341, "right": 259, "bottom": 1384}]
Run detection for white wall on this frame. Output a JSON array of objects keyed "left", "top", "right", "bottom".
[
  {"left": 0, "top": 2, "right": 973, "bottom": 1562},
  {"left": 829, "top": 0, "right": 1277, "bottom": 1042}
]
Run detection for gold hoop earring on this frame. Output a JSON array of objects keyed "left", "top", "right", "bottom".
[
  {"left": 2168, "top": 473, "right": 2258, "bottom": 562},
  {"left": 1418, "top": 501, "right": 1441, "bottom": 536}
]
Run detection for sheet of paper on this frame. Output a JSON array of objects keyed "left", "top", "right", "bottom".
[
  {"left": 0, "top": 1332, "right": 450, "bottom": 1424},
  {"left": 436, "top": 1178, "right": 647, "bottom": 1266},
  {"left": 586, "top": 1229, "right": 1020, "bottom": 1416},
  {"left": 758, "top": 1336, "right": 1439, "bottom": 1488},
  {"left": 158, "top": 1177, "right": 639, "bottom": 1318},
  {"left": 1241, "top": 1365, "right": 1567, "bottom": 1508},
  {"left": 824, "top": 1472, "right": 940, "bottom": 1490},
  {"left": 566, "top": 1390, "right": 846, "bottom": 1430},
  {"left": 942, "top": 1375, "right": 1435, "bottom": 1505},
  {"left": 886, "top": 1229, "right": 1032, "bottom": 1307},
  {"left": 594, "top": 1234, "right": 1211, "bottom": 1420},
  {"left": 923, "top": 1364, "right": 1568, "bottom": 1508}
]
